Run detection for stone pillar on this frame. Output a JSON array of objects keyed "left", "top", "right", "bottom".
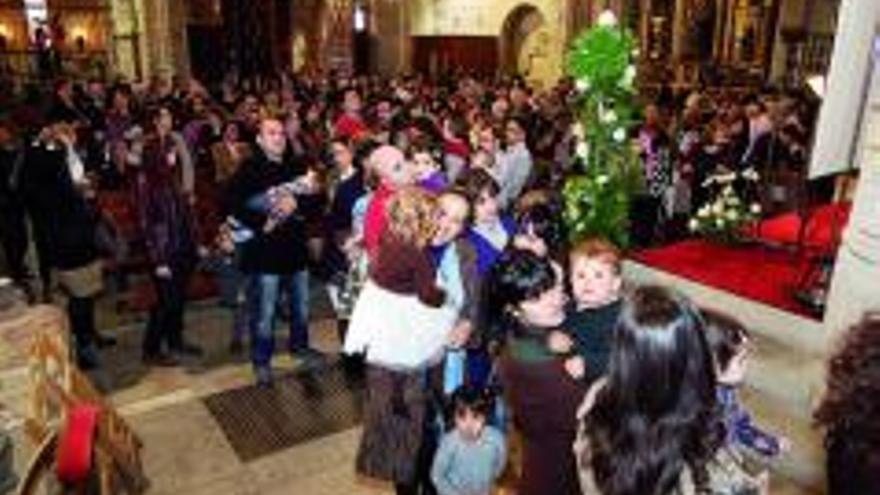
[
  {"left": 822, "top": 0, "right": 880, "bottom": 336},
  {"left": 371, "top": 0, "right": 409, "bottom": 75},
  {"left": 325, "top": 0, "right": 353, "bottom": 73},
  {"left": 671, "top": 0, "right": 686, "bottom": 62},
  {"left": 142, "top": 0, "right": 189, "bottom": 79}
]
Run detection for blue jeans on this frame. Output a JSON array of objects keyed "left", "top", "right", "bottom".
[{"left": 245, "top": 271, "right": 310, "bottom": 369}]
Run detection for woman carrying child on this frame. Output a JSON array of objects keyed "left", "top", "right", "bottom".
[
  {"left": 344, "top": 187, "right": 457, "bottom": 495},
  {"left": 489, "top": 248, "right": 586, "bottom": 495}
]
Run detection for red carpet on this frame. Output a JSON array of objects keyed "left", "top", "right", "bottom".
[
  {"left": 631, "top": 203, "right": 849, "bottom": 320},
  {"left": 753, "top": 202, "right": 850, "bottom": 249},
  {"left": 631, "top": 240, "right": 814, "bottom": 318}
]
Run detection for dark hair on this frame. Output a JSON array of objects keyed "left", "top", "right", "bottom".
[
  {"left": 446, "top": 113, "right": 468, "bottom": 138},
  {"left": 582, "top": 285, "right": 721, "bottom": 495},
  {"left": 455, "top": 168, "right": 500, "bottom": 206},
  {"left": 515, "top": 198, "right": 565, "bottom": 260},
  {"left": 701, "top": 308, "right": 750, "bottom": 373},
  {"left": 485, "top": 248, "right": 558, "bottom": 342},
  {"left": 505, "top": 115, "right": 528, "bottom": 133},
  {"left": 450, "top": 385, "right": 493, "bottom": 421},
  {"left": 814, "top": 313, "right": 880, "bottom": 493}
]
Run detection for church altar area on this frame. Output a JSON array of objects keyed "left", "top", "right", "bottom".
[{"left": 630, "top": 202, "right": 851, "bottom": 321}]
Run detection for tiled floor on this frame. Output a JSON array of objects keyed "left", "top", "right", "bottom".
[{"left": 4, "top": 295, "right": 821, "bottom": 494}]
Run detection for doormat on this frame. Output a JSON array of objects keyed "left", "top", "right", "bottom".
[{"left": 203, "top": 363, "right": 364, "bottom": 462}]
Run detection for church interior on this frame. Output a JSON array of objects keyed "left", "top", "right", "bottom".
[{"left": 0, "top": 0, "right": 879, "bottom": 494}]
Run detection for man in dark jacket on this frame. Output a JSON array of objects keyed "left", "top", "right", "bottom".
[
  {"left": 225, "top": 116, "right": 322, "bottom": 386},
  {"left": 0, "top": 121, "right": 30, "bottom": 289}
]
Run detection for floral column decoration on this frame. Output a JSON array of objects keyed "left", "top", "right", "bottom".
[{"left": 563, "top": 10, "right": 642, "bottom": 248}]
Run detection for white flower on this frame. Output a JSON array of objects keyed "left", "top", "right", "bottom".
[
  {"left": 712, "top": 201, "right": 724, "bottom": 215},
  {"left": 750, "top": 203, "right": 762, "bottom": 215},
  {"left": 597, "top": 10, "right": 618, "bottom": 27},
  {"left": 572, "top": 123, "right": 585, "bottom": 139},
  {"left": 702, "top": 177, "right": 715, "bottom": 187},
  {"left": 697, "top": 206, "right": 710, "bottom": 218},
  {"left": 576, "top": 141, "right": 589, "bottom": 159},
  {"left": 600, "top": 109, "right": 618, "bottom": 124},
  {"left": 723, "top": 185, "right": 734, "bottom": 196},
  {"left": 688, "top": 218, "right": 700, "bottom": 232},
  {"left": 575, "top": 78, "right": 591, "bottom": 92},
  {"left": 612, "top": 128, "right": 627, "bottom": 143},
  {"left": 715, "top": 218, "right": 726, "bottom": 228},
  {"left": 596, "top": 174, "right": 610, "bottom": 186},
  {"left": 727, "top": 196, "right": 741, "bottom": 206},
  {"left": 717, "top": 173, "right": 736, "bottom": 184},
  {"left": 742, "top": 167, "right": 760, "bottom": 181},
  {"left": 726, "top": 210, "right": 739, "bottom": 221},
  {"left": 620, "top": 65, "right": 636, "bottom": 88}
]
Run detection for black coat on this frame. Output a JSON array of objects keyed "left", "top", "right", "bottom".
[
  {"left": 20, "top": 141, "right": 98, "bottom": 270},
  {"left": 224, "top": 147, "right": 309, "bottom": 274}
]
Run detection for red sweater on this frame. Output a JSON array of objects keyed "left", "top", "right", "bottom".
[
  {"left": 363, "top": 183, "right": 394, "bottom": 261},
  {"left": 334, "top": 113, "right": 368, "bottom": 141}
]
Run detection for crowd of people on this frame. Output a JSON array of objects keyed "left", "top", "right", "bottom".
[{"left": 0, "top": 70, "right": 875, "bottom": 495}]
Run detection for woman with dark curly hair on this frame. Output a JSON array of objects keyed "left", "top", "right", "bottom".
[
  {"left": 574, "top": 285, "right": 723, "bottom": 495},
  {"left": 814, "top": 313, "right": 880, "bottom": 495}
]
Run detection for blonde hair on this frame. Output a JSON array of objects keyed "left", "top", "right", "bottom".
[{"left": 386, "top": 186, "right": 438, "bottom": 247}]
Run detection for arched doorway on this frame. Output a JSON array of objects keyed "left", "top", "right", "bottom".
[{"left": 500, "top": 4, "right": 546, "bottom": 75}]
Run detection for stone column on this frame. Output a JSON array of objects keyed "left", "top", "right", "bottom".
[
  {"left": 671, "top": 0, "right": 687, "bottom": 62},
  {"left": 822, "top": 0, "right": 880, "bottom": 336},
  {"left": 142, "top": 0, "right": 189, "bottom": 79},
  {"left": 371, "top": 0, "right": 409, "bottom": 75}
]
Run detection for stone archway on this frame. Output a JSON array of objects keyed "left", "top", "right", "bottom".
[{"left": 500, "top": 3, "right": 546, "bottom": 75}]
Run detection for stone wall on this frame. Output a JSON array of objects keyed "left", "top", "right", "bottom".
[{"left": 410, "top": 0, "right": 566, "bottom": 88}]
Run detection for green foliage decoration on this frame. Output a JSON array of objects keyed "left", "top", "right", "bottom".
[{"left": 563, "top": 11, "right": 642, "bottom": 248}]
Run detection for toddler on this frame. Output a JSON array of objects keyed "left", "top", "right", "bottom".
[
  {"left": 431, "top": 386, "right": 507, "bottom": 495},
  {"left": 556, "top": 238, "right": 624, "bottom": 384},
  {"left": 702, "top": 309, "right": 788, "bottom": 458}
]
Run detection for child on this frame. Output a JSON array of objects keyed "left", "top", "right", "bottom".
[
  {"left": 431, "top": 386, "right": 507, "bottom": 495},
  {"left": 223, "top": 171, "right": 318, "bottom": 243},
  {"left": 456, "top": 168, "right": 515, "bottom": 389},
  {"left": 457, "top": 168, "right": 515, "bottom": 276},
  {"left": 246, "top": 169, "right": 319, "bottom": 233},
  {"left": 558, "top": 238, "right": 624, "bottom": 384},
  {"left": 409, "top": 141, "right": 448, "bottom": 193},
  {"left": 702, "top": 309, "right": 788, "bottom": 458}
]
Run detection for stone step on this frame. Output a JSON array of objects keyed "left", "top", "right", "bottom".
[
  {"left": 623, "top": 261, "right": 831, "bottom": 355},
  {"left": 746, "top": 333, "right": 826, "bottom": 420},
  {"left": 740, "top": 386, "right": 826, "bottom": 492}
]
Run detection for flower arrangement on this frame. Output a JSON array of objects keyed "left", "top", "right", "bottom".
[
  {"left": 563, "top": 10, "right": 642, "bottom": 248},
  {"left": 689, "top": 167, "right": 762, "bottom": 243}
]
